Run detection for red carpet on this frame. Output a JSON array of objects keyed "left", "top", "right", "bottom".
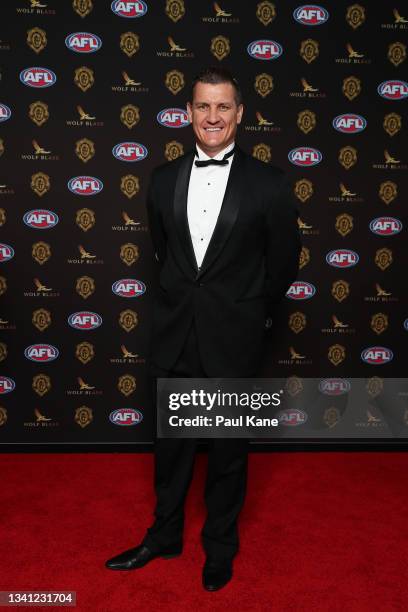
[{"left": 1, "top": 452, "right": 408, "bottom": 611}]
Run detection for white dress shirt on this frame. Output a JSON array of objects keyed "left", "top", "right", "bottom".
[{"left": 187, "top": 141, "right": 235, "bottom": 268}]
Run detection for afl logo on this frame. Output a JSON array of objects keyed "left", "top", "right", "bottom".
[
  {"left": 112, "top": 279, "right": 146, "bottom": 298},
  {"left": 378, "top": 80, "right": 408, "bottom": 100},
  {"left": 65, "top": 32, "right": 102, "bottom": 53},
  {"left": 404, "top": 319, "right": 408, "bottom": 331},
  {"left": 110, "top": 408, "right": 143, "bottom": 425},
  {"left": 19, "top": 67, "right": 56, "bottom": 88},
  {"left": 0, "top": 376, "right": 15, "bottom": 394},
  {"left": 157, "top": 108, "right": 190, "bottom": 128},
  {"left": 247, "top": 40, "right": 283, "bottom": 60},
  {"left": 293, "top": 5, "right": 329, "bottom": 25},
  {"left": 68, "top": 176, "right": 103, "bottom": 195},
  {"left": 68, "top": 311, "right": 102, "bottom": 330},
  {"left": 112, "top": 142, "right": 148, "bottom": 162},
  {"left": 288, "top": 147, "right": 322, "bottom": 166},
  {"left": 0, "top": 243, "right": 14, "bottom": 263},
  {"left": 286, "top": 281, "right": 316, "bottom": 300},
  {"left": 24, "top": 344, "right": 59, "bottom": 362},
  {"left": 361, "top": 347, "right": 393, "bottom": 365},
  {"left": 318, "top": 378, "right": 351, "bottom": 395},
  {"left": 369, "top": 217, "right": 402, "bottom": 236},
  {"left": 333, "top": 114, "right": 366, "bottom": 133},
  {"left": 0, "top": 103, "right": 11, "bottom": 122},
  {"left": 23, "top": 209, "right": 59, "bottom": 229},
  {"left": 326, "top": 249, "right": 359, "bottom": 268},
  {"left": 111, "top": 0, "right": 147, "bottom": 17},
  {"left": 276, "top": 409, "right": 307, "bottom": 426}
]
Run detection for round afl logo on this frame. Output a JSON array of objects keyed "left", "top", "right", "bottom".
[
  {"left": 23, "top": 209, "right": 59, "bottom": 229},
  {"left": 68, "top": 311, "right": 102, "bottom": 330},
  {"left": 68, "top": 176, "right": 103, "bottom": 195},
  {"left": 276, "top": 409, "right": 307, "bottom": 426},
  {"left": 288, "top": 147, "right": 322, "bottom": 166},
  {"left": 112, "top": 142, "right": 148, "bottom": 161},
  {"left": 112, "top": 279, "right": 146, "bottom": 297},
  {"left": 318, "top": 379, "right": 351, "bottom": 395},
  {"left": 333, "top": 114, "right": 366, "bottom": 133},
  {"left": 326, "top": 249, "right": 359, "bottom": 268},
  {"left": 369, "top": 217, "right": 402, "bottom": 236},
  {"left": 247, "top": 40, "right": 283, "bottom": 60},
  {"left": 0, "top": 103, "right": 11, "bottom": 122},
  {"left": 157, "top": 108, "right": 190, "bottom": 128},
  {"left": 293, "top": 5, "right": 329, "bottom": 25},
  {"left": 24, "top": 344, "right": 59, "bottom": 362},
  {"left": 109, "top": 408, "right": 143, "bottom": 425},
  {"left": 0, "top": 243, "right": 15, "bottom": 262},
  {"left": 361, "top": 347, "right": 393, "bottom": 365},
  {"left": 65, "top": 32, "right": 102, "bottom": 53},
  {"left": 19, "top": 67, "right": 57, "bottom": 88},
  {"left": 0, "top": 376, "right": 16, "bottom": 394},
  {"left": 377, "top": 80, "right": 408, "bottom": 100},
  {"left": 286, "top": 281, "right": 316, "bottom": 300},
  {"left": 111, "top": 0, "right": 148, "bottom": 18}
]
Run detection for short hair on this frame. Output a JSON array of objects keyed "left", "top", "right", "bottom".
[{"left": 191, "top": 66, "right": 243, "bottom": 106}]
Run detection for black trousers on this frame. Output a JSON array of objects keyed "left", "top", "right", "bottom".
[{"left": 142, "top": 319, "right": 249, "bottom": 560}]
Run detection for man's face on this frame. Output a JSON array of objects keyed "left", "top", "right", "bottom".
[{"left": 187, "top": 81, "right": 243, "bottom": 157}]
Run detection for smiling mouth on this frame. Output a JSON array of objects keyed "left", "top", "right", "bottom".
[{"left": 204, "top": 127, "right": 223, "bottom": 131}]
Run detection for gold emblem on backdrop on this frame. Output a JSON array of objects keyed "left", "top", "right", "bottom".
[
  {"left": 335, "top": 213, "right": 354, "bottom": 237},
  {"left": 375, "top": 248, "right": 393, "bottom": 271},
  {"left": 166, "top": 0, "right": 185, "bottom": 22},
  {"left": 366, "top": 377, "right": 383, "bottom": 398},
  {"left": 339, "top": 146, "right": 357, "bottom": 169},
  {"left": 120, "top": 32, "right": 140, "bottom": 58},
  {"left": 76, "top": 208, "right": 95, "bottom": 232},
  {"left": 332, "top": 280, "right": 350, "bottom": 303},
  {"left": 299, "top": 246, "right": 310, "bottom": 269},
  {"left": 32, "top": 241, "right": 51, "bottom": 265},
  {"left": 73, "top": 0, "right": 93, "bottom": 18},
  {"left": 165, "top": 141, "right": 184, "bottom": 161},
  {"left": 0, "top": 209, "right": 5, "bottom": 225},
  {"left": 0, "top": 139, "right": 3, "bottom": 157},
  {"left": 29, "top": 101, "right": 49, "bottom": 127},
  {"left": 300, "top": 39, "right": 319, "bottom": 63},
  {"left": 74, "top": 66, "right": 94, "bottom": 92},
  {"left": 252, "top": 143, "right": 271, "bottom": 163},
  {"left": 0, "top": 342, "right": 7, "bottom": 362},
  {"left": 388, "top": 42, "right": 406, "bottom": 66},
  {"left": 27, "top": 27, "right": 47, "bottom": 53},
  {"left": 32, "top": 308, "right": 51, "bottom": 331},
  {"left": 76, "top": 341, "right": 94, "bottom": 364},
  {"left": 383, "top": 113, "right": 402, "bottom": 136},
  {"left": 75, "top": 138, "right": 95, "bottom": 163},
  {"left": 120, "top": 243, "right": 140, "bottom": 266},
  {"left": 342, "top": 76, "right": 361, "bottom": 100},
  {"left": 297, "top": 110, "right": 316, "bottom": 134},
  {"left": 31, "top": 172, "right": 50, "bottom": 197},
  {"left": 210, "top": 35, "right": 230, "bottom": 61},
  {"left": 346, "top": 4, "right": 365, "bottom": 29},
  {"left": 0, "top": 276, "right": 6, "bottom": 296},
  {"left": 75, "top": 405, "right": 93, "bottom": 428},
  {"left": 118, "top": 374, "right": 137, "bottom": 396},
  {"left": 286, "top": 376, "right": 303, "bottom": 397},
  {"left": 32, "top": 374, "right": 51, "bottom": 396},
  {"left": 371, "top": 313, "right": 388, "bottom": 335},
  {"left": 165, "top": 70, "right": 185, "bottom": 95},
  {"left": 120, "top": 175, "right": 140, "bottom": 198},
  {"left": 289, "top": 311, "right": 306, "bottom": 334},
  {"left": 379, "top": 181, "right": 397, "bottom": 204},
  {"left": 119, "top": 309, "right": 138, "bottom": 332},
  {"left": 76, "top": 276, "right": 95, "bottom": 299},
  {"left": 0, "top": 407, "right": 7, "bottom": 427},
  {"left": 328, "top": 344, "right": 345, "bottom": 366},
  {"left": 120, "top": 104, "right": 140, "bottom": 129},
  {"left": 256, "top": 1, "right": 276, "bottom": 26},
  {"left": 294, "top": 179, "right": 313, "bottom": 203},
  {"left": 254, "top": 73, "right": 273, "bottom": 98}
]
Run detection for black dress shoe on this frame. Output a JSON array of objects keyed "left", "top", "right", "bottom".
[
  {"left": 202, "top": 558, "right": 233, "bottom": 591},
  {"left": 105, "top": 543, "right": 182, "bottom": 570}
]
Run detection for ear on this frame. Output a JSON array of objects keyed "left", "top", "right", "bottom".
[
  {"left": 186, "top": 101, "right": 193, "bottom": 123},
  {"left": 236, "top": 104, "right": 244, "bottom": 125}
]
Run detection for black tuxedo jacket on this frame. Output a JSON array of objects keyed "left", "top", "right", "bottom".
[{"left": 146, "top": 144, "right": 301, "bottom": 377}]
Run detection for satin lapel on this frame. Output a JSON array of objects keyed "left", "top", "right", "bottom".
[
  {"left": 173, "top": 149, "right": 198, "bottom": 275},
  {"left": 197, "top": 146, "right": 245, "bottom": 279}
]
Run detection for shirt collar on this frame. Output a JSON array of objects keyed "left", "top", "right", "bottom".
[{"left": 195, "top": 141, "right": 235, "bottom": 162}]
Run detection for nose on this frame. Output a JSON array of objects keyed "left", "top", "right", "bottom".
[{"left": 207, "top": 106, "right": 220, "bottom": 124}]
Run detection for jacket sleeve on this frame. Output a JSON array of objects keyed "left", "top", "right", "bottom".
[
  {"left": 265, "top": 173, "right": 302, "bottom": 306},
  {"left": 145, "top": 168, "right": 167, "bottom": 268}
]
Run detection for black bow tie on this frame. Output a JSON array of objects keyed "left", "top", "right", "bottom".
[{"left": 194, "top": 147, "right": 235, "bottom": 167}]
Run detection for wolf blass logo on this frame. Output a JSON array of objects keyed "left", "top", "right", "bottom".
[
  {"left": 24, "top": 411, "right": 59, "bottom": 429},
  {"left": 16, "top": 2, "right": 56, "bottom": 15},
  {"left": 157, "top": 37, "right": 194, "bottom": 58}
]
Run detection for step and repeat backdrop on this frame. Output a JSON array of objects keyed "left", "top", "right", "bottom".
[{"left": 0, "top": 0, "right": 407, "bottom": 445}]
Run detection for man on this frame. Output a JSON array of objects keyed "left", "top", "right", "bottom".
[{"left": 106, "top": 67, "right": 301, "bottom": 590}]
